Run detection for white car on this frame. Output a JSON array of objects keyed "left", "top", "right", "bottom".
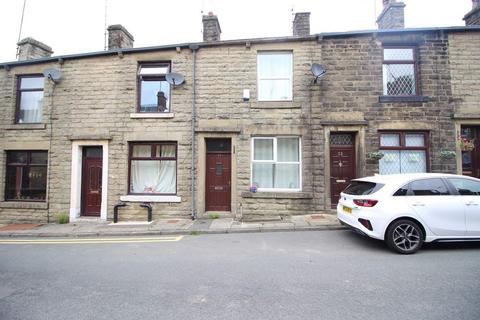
[{"left": 337, "top": 173, "right": 480, "bottom": 254}]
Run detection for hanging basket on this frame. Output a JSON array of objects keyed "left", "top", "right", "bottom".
[
  {"left": 458, "top": 136, "right": 475, "bottom": 152},
  {"left": 440, "top": 150, "right": 456, "bottom": 159},
  {"left": 366, "top": 152, "right": 385, "bottom": 161}
]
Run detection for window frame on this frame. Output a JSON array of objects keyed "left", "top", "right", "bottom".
[
  {"left": 378, "top": 131, "right": 430, "bottom": 173},
  {"left": 382, "top": 46, "right": 419, "bottom": 97},
  {"left": 136, "top": 62, "right": 171, "bottom": 113},
  {"left": 15, "top": 74, "right": 45, "bottom": 124},
  {"left": 250, "top": 136, "right": 302, "bottom": 192},
  {"left": 127, "top": 141, "right": 178, "bottom": 195},
  {"left": 257, "top": 51, "right": 293, "bottom": 102},
  {"left": 5, "top": 150, "right": 48, "bottom": 202}
]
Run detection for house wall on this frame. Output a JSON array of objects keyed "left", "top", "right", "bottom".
[{"left": 448, "top": 31, "right": 480, "bottom": 173}]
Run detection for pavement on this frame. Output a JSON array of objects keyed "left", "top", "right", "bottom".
[{"left": 0, "top": 213, "right": 343, "bottom": 238}]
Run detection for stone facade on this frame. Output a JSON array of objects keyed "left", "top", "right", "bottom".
[{"left": 0, "top": 22, "right": 479, "bottom": 223}]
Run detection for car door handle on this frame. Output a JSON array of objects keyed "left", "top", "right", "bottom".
[
  {"left": 466, "top": 202, "right": 479, "bottom": 206},
  {"left": 412, "top": 203, "right": 425, "bottom": 207}
]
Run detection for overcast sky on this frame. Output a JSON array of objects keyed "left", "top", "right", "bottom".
[{"left": 0, "top": 0, "right": 472, "bottom": 62}]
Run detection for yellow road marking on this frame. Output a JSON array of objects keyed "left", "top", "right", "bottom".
[{"left": 0, "top": 236, "right": 183, "bottom": 245}]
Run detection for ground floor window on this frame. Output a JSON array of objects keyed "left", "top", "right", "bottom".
[
  {"left": 251, "top": 137, "right": 301, "bottom": 191},
  {"left": 378, "top": 132, "right": 428, "bottom": 174},
  {"left": 129, "top": 142, "right": 177, "bottom": 194},
  {"left": 5, "top": 150, "right": 48, "bottom": 201}
]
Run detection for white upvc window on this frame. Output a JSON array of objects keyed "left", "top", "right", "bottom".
[
  {"left": 251, "top": 137, "right": 301, "bottom": 191},
  {"left": 257, "top": 52, "right": 293, "bottom": 101}
]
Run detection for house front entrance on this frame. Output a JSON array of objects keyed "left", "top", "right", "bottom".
[
  {"left": 460, "top": 126, "right": 480, "bottom": 179},
  {"left": 205, "top": 138, "right": 231, "bottom": 212},
  {"left": 81, "top": 146, "right": 103, "bottom": 216},
  {"left": 330, "top": 133, "right": 356, "bottom": 208}
]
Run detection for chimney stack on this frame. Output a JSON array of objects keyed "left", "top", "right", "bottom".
[
  {"left": 376, "top": 0, "right": 406, "bottom": 29},
  {"left": 107, "top": 24, "right": 134, "bottom": 50},
  {"left": 464, "top": 0, "right": 480, "bottom": 25},
  {"left": 293, "top": 12, "right": 310, "bottom": 37},
  {"left": 17, "top": 38, "right": 53, "bottom": 61},
  {"left": 202, "top": 12, "right": 221, "bottom": 42}
]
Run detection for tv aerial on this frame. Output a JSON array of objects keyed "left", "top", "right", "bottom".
[
  {"left": 311, "top": 63, "right": 326, "bottom": 84},
  {"left": 165, "top": 72, "right": 185, "bottom": 86},
  {"left": 43, "top": 68, "right": 62, "bottom": 84}
]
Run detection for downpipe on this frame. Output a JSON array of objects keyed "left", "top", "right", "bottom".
[{"left": 190, "top": 44, "right": 199, "bottom": 220}]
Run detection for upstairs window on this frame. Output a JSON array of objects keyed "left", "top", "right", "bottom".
[
  {"left": 257, "top": 52, "right": 293, "bottom": 101},
  {"left": 16, "top": 75, "right": 44, "bottom": 123},
  {"left": 5, "top": 151, "right": 48, "bottom": 201},
  {"left": 137, "top": 63, "right": 171, "bottom": 113},
  {"left": 382, "top": 47, "right": 417, "bottom": 96}
]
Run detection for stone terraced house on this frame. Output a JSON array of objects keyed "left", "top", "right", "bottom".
[{"left": 0, "top": 0, "right": 479, "bottom": 224}]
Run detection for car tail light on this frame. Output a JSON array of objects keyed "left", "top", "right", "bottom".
[
  {"left": 358, "top": 218, "right": 373, "bottom": 231},
  {"left": 353, "top": 199, "right": 378, "bottom": 207}
]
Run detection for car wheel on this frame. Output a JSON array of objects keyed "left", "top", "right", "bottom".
[{"left": 386, "top": 219, "right": 424, "bottom": 254}]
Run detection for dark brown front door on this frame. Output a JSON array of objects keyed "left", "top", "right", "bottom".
[
  {"left": 461, "top": 126, "right": 480, "bottom": 179},
  {"left": 205, "top": 139, "right": 231, "bottom": 212},
  {"left": 81, "top": 147, "right": 103, "bottom": 216},
  {"left": 330, "top": 133, "right": 356, "bottom": 208}
]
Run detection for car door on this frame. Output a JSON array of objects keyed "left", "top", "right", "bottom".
[
  {"left": 406, "top": 178, "right": 466, "bottom": 236},
  {"left": 447, "top": 178, "right": 480, "bottom": 236}
]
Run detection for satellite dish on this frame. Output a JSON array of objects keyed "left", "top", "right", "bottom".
[
  {"left": 43, "top": 68, "right": 62, "bottom": 83},
  {"left": 165, "top": 72, "right": 185, "bottom": 86},
  {"left": 311, "top": 63, "right": 326, "bottom": 83}
]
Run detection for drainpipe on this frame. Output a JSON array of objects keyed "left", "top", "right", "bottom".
[
  {"left": 190, "top": 44, "right": 199, "bottom": 220},
  {"left": 46, "top": 83, "right": 56, "bottom": 224}
]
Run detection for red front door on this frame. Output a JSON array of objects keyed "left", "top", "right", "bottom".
[
  {"left": 81, "top": 147, "right": 103, "bottom": 216},
  {"left": 205, "top": 139, "right": 231, "bottom": 212},
  {"left": 330, "top": 133, "right": 356, "bottom": 208}
]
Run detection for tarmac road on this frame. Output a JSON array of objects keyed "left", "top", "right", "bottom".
[{"left": 1, "top": 230, "right": 479, "bottom": 320}]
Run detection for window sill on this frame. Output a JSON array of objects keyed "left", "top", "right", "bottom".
[
  {"left": 241, "top": 191, "right": 312, "bottom": 199},
  {"left": 130, "top": 113, "right": 174, "bottom": 119},
  {"left": 252, "top": 102, "right": 300, "bottom": 109},
  {"left": 120, "top": 195, "right": 181, "bottom": 203},
  {"left": 0, "top": 201, "right": 48, "bottom": 209},
  {"left": 379, "top": 96, "right": 429, "bottom": 103},
  {"left": 6, "top": 123, "right": 46, "bottom": 130}
]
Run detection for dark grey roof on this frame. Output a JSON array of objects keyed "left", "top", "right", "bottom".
[{"left": 1, "top": 26, "right": 480, "bottom": 69}]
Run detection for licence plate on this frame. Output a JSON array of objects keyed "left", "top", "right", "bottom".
[{"left": 343, "top": 205, "right": 352, "bottom": 214}]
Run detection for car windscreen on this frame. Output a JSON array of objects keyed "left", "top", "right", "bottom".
[{"left": 343, "top": 181, "right": 384, "bottom": 195}]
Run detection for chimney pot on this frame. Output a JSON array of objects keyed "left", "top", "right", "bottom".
[
  {"left": 107, "top": 24, "right": 134, "bottom": 50},
  {"left": 202, "top": 13, "right": 221, "bottom": 42},
  {"left": 17, "top": 37, "right": 53, "bottom": 61},
  {"left": 292, "top": 12, "right": 310, "bottom": 37}
]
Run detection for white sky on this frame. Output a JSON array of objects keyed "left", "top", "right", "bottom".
[{"left": 0, "top": 0, "right": 472, "bottom": 63}]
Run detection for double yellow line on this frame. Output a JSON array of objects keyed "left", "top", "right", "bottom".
[{"left": 0, "top": 236, "right": 183, "bottom": 245}]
